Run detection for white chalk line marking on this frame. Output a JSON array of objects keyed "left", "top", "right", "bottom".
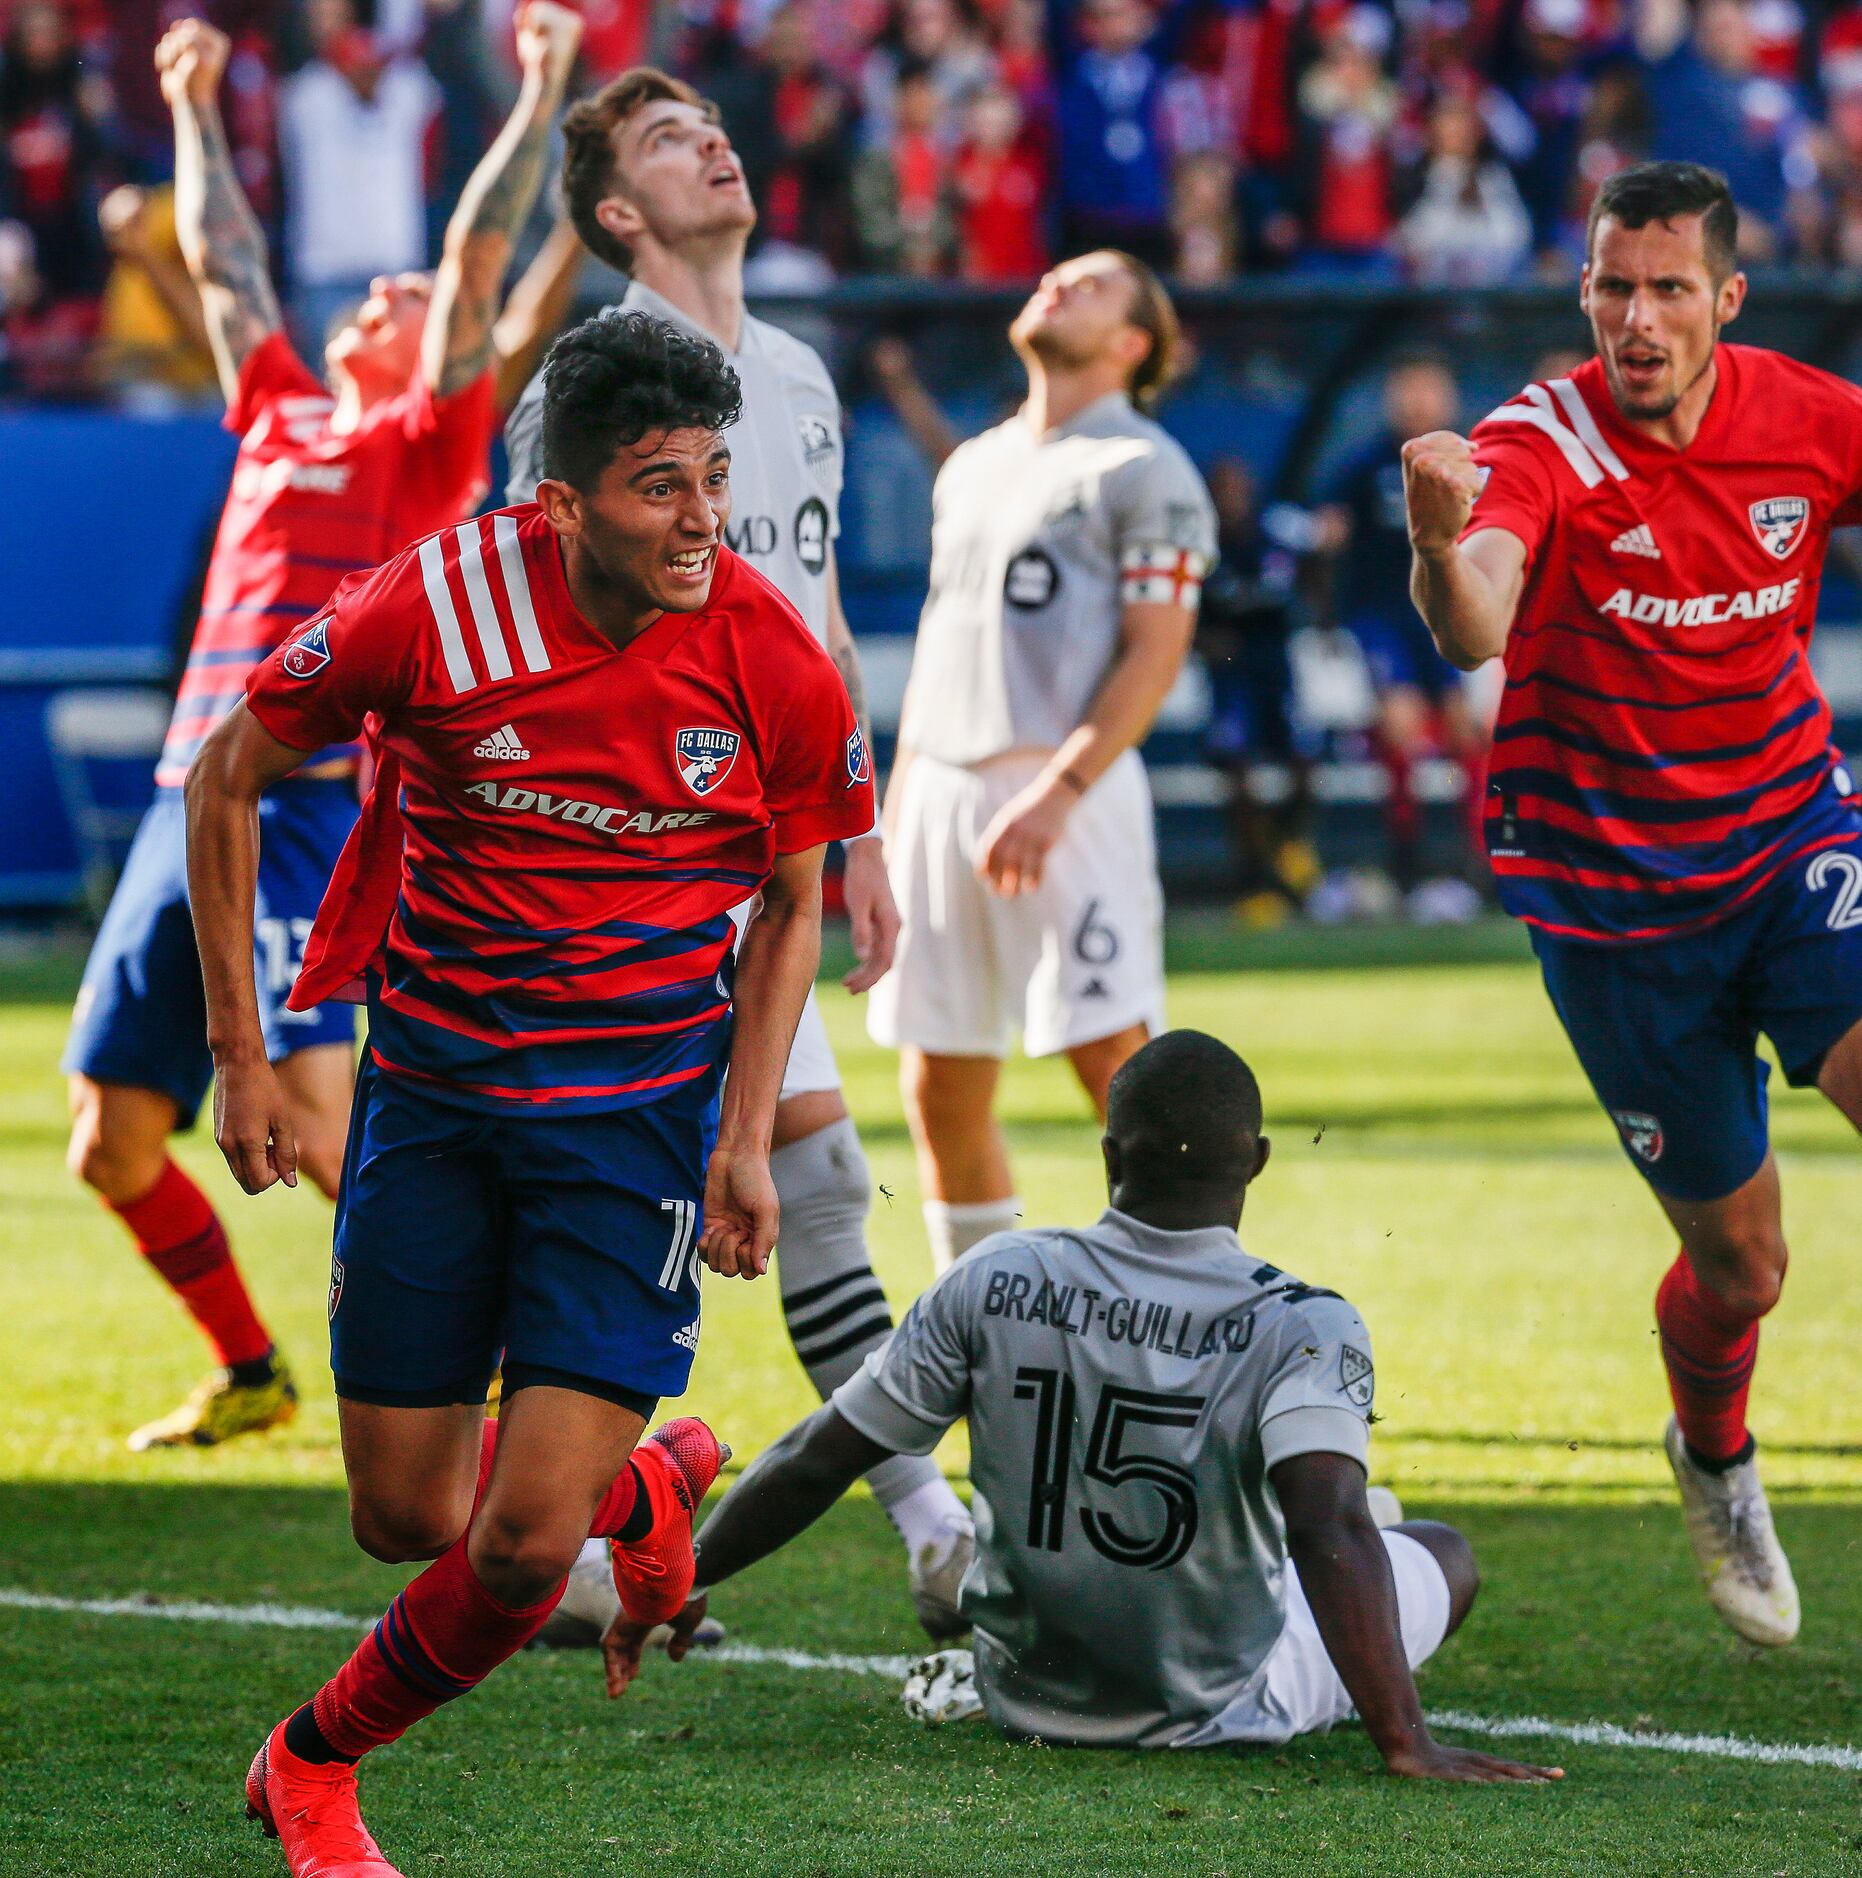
[{"left": 6, "top": 1588, "right": 1858, "bottom": 1772}]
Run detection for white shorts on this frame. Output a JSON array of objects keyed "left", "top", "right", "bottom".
[
  {"left": 728, "top": 899, "right": 842, "bottom": 1103},
  {"left": 867, "top": 750, "right": 1165, "bottom": 1059},
  {"left": 1187, "top": 1530, "right": 1454, "bottom": 1747}
]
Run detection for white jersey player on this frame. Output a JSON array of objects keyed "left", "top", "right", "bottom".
[
  {"left": 868, "top": 252, "right": 1219, "bottom": 1277},
  {"left": 602, "top": 1033, "right": 1562, "bottom": 1784},
  {"left": 503, "top": 67, "right": 973, "bottom": 1643}
]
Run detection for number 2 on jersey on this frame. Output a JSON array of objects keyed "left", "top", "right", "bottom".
[
  {"left": 1015, "top": 1366, "right": 1206, "bottom": 1570},
  {"left": 1807, "top": 849, "right": 1862, "bottom": 930}
]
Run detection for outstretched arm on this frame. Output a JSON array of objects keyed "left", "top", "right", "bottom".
[
  {"left": 1273, "top": 1452, "right": 1561, "bottom": 1783},
  {"left": 424, "top": 0, "right": 583, "bottom": 399},
  {"left": 157, "top": 19, "right": 281, "bottom": 405}
]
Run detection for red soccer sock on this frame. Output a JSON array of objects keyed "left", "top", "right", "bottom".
[
  {"left": 109, "top": 1158, "right": 271, "bottom": 1369},
  {"left": 311, "top": 1535, "right": 565, "bottom": 1759},
  {"left": 1656, "top": 1252, "right": 1761, "bottom": 1466},
  {"left": 472, "top": 1419, "right": 645, "bottom": 1538}
]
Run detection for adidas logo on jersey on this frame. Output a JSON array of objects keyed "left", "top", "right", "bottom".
[
  {"left": 1609, "top": 524, "right": 1661, "bottom": 559},
  {"left": 474, "top": 723, "right": 530, "bottom": 761}
]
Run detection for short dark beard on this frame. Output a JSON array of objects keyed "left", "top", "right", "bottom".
[{"left": 1609, "top": 326, "right": 1719, "bottom": 420}]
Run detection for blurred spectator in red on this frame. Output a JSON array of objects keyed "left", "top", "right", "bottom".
[
  {"left": 278, "top": 0, "right": 437, "bottom": 348},
  {"left": 1055, "top": 0, "right": 1171, "bottom": 265},
  {"left": 1293, "top": 5, "right": 1400, "bottom": 274},
  {"left": 748, "top": 0, "right": 857, "bottom": 277},
  {"left": 1394, "top": 85, "right": 1532, "bottom": 282},
  {"left": 860, "top": 0, "right": 993, "bottom": 152},
  {"left": 853, "top": 56, "right": 949, "bottom": 274},
  {"left": 950, "top": 76, "right": 1044, "bottom": 279},
  {"left": 0, "top": 0, "right": 116, "bottom": 390},
  {"left": 1169, "top": 147, "right": 1236, "bottom": 281}
]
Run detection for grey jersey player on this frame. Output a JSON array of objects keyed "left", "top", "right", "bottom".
[
  {"left": 507, "top": 66, "right": 972, "bottom": 1653},
  {"left": 608, "top": 1033, "right": 1561, "bottom": 1784}
]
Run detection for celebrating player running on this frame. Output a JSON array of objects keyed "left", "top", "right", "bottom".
[
  {"left": 1405, "top": 160, "right": 1862, "bottom": 1647},
  {"left": 62, "top": 5, "right": 582, "bottom": 1453},
  {"left": 870, "top": 252, "right": 1217, "bottom": 1273},
  {"left": 185, "top": 310, "right": 874, "bottom": 1878},
  {"left": 503, "top": 67, "right": 975, "bottom": 1641}
]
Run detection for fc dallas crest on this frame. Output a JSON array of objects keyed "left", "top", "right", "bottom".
[{"left": 1749, "top": 496, "right": 1809, "bottom": 561}]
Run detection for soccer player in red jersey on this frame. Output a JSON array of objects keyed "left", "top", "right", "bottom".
[
  {"left": 185, "top": 308, "right": 874, "bottom": 1878},
  {"left": 63, "top": 7, "right": 583, "bottom": 1451},
  {"left": 1405, "top": 161, "right": 1862, "bottom": 1647}
]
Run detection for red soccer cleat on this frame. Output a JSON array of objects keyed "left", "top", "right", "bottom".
[
  {"left": 610, "top": 1417, "right": 729, "bottom": 1627},
  {"left": 245, "top": 1720, "right": 405, "bottom": 1877}
]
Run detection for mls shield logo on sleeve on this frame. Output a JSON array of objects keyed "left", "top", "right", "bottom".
[
  {"left": 1612, "top": 1109, "right": 1664, "bottom": 1163},
  {"left": 1338, "top": 1345, "right": 1374, "bottom": 1410},
  {"left": 1749, "top": 496, "right": 1810, "bottom": 561},
  {"left": 676, "top": 727, "right": 741, "bottom": 797},
  {"left": 846, "top": 727, "right": 871, "bottom": 788},
  {"left": 283, "top": 618, "right": 332, "bottom": 679}
]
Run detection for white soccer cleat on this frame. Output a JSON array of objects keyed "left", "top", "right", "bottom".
[
  {"left": 1366, "top": 1486, "right": 1404, "bottom": 1530},
  {"left": 909, "top": 1515, "right": 975, "bottom": 1642},
  {"left": 903, "top": 1648, "right": 985, "bottom": 1725},
  {"left": 534, "top": 1537, "right": 726, "bottom": 1651},
  {"left": 1664, "top": 1418, "right": 1800, "bottom": 1647}
]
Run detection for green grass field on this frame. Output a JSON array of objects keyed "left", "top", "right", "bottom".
[{"left": 4, "top": 927, "right": 1861, "bottom": 1877}]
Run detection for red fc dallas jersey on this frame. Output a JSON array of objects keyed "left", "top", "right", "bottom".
[
  {"left": 158, "top": 332, "right": 496, "bottom": 788},
  {"left": 244, "top": 507, "right": 875, "bottom": 1114},
  {"left": 1465, "top": 344, "right": 1862, "bottom": 942}
]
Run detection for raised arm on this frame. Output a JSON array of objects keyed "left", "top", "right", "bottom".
[
  {"left": 424, "top": 0, "right": 583, "bottom": 400},
  {"left": 156, "top": 19, "right": 282, "bottom": 405},
  {"left": 1272, "top": 1452, "right": 1561, "bottom": 1783},
  {"left": 490, "top": 215, "right": 586, "bottom": 415},
  {"left": 1403, "top": 429, "right": 1527, "bottom": 670},
  {"left": 824, "top": 550, "right": 900, "bottom": 993},
  {"left": 184, "top": 701, "right": 321, "bottom": 1193}
]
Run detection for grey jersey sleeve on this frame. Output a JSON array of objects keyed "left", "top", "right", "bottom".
[
  {"left": 831, "top": 1262, "right": 980, "bottom": 1454},
  {"left": 504, "top": 370, "right": 546, "bottom": 506},
  {"left": 1257, "top": 1295, "right": 1375, "bottom": 1472},
  {"left": 1106, "top": 438, "right": 1218, "bottom": 579}
]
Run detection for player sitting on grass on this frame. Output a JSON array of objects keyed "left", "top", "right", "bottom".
[
  {"left": 605, "top": 1031, "right": 1562, "bottom": 1784},
  {"left": 185, "top": 308, "right": 874, "bottom": 1878}
]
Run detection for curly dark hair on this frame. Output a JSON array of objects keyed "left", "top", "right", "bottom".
[{"left": 539, "top": 309, "right": 743, "bottom": 492}]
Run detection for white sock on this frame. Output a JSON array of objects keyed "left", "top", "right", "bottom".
[
  {"left": 924, "top": 1197, "right": 1022, "bottom": 1275},
  {"left": 882, "top": 1475, "right": 972, "bottom": 1556}
]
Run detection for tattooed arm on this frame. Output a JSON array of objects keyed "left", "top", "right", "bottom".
[
  {"left": 156, "top": 19, "right": 281, "bottom": 406},
  {"left": 424, "top": 1, "right": 583, "bottom": 400}
]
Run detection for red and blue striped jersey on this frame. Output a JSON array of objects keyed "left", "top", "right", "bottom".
[
  {"left": 157, "top": 333, "right": 495, "bottom": 789},
  {"left": 1465, "top": 344, "right": 1862, "bottom": 943},
  {"left": 244, "top": 506, "right": 874, "bottom": 1113}
]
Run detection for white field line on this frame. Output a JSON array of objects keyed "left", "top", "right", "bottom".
[{"left": 6, "top": 1587, "right": 1859, "bottom": 1772}]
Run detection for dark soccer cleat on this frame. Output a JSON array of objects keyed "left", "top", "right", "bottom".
[
  {"left": 245, "top": 1721, "right": 405, "bottom": 1877},
  {"left": 609, "top": 1417, "right": 728, "bottom": 1627}
]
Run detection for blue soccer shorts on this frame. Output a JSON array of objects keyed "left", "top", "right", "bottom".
[
  {"left": 1533, "top": 816, "right": 1862, "bottom": 1204},
  {"left": 327, "top": 1054, "right": 719, "bottom": 1411},
  {"left": 63, "top": 780, "right": 358, "bottom": 1127}
]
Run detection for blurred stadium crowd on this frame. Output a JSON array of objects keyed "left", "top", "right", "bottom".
[{"left": 9, "top": 0, "right": 1862, "bottom": 400}]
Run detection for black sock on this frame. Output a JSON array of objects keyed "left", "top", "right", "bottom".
[
  {"left": 228, "top": 1349, "right": 277, "bottom": 1390},
  {"left": 1685, "top": 1432, "right": 1757, "bottom": 1476},
  {"left": 282, "top": 1702, "right": 357, "bottom": 1767},
  {"left": 614, "top": 1462, "right": 653, "bottom": 1543}
]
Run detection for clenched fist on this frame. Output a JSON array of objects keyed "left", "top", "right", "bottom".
[
  {"left": 1402, "top": 430, "right": 1484, "bottom": 556},
  {"left": 155, "top": 17, "right": 230, "bottom": 110},
  {"left": 514, "top": 0, "right": 584, "bottom": 85}
]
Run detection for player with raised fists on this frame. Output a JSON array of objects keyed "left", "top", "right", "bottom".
[
  {"left": 1405, "top": 160, "right": 1862, "bottom": 1648},
  {"left": 63, "top": 4, "right": 584, "bottom": 1454}
]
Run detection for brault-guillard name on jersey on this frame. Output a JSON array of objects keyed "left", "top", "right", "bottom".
[
  {"left": 462, "top": 780, "right": 714, "bottom": 839},
  {"left": 984, "top": 1268, "right": 1257, "bottom": 1358},
  {"left": 1597, "top": 576, "right": 1803, "bottom": 629}
]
